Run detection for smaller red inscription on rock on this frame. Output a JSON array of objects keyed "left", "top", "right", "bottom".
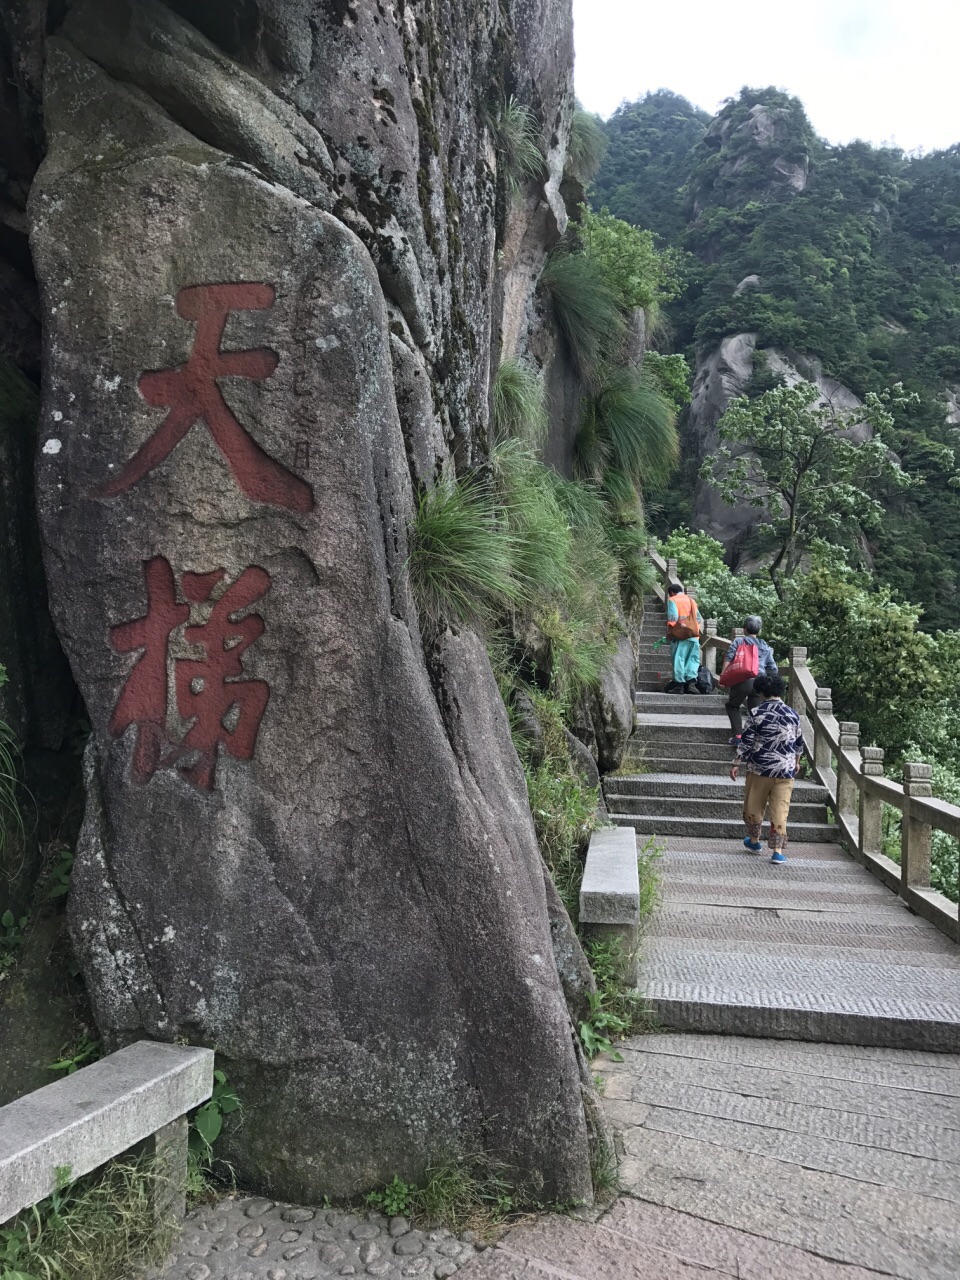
[
  {"left": 97, "top": 283, "right": 313, "bottom": 511},
  {"left": 108, "top": 557, "right": 272, "bottom": 790}
]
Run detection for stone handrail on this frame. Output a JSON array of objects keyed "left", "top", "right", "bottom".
[
  {"left": 646, "top": 547, "right": 958, "bottom": 942},
  {"left": 788, "top": 650, "right": 958, "bottom": 942},
  {"left": 0, "top": 1040, "right": 213, "bottom": 1225}
]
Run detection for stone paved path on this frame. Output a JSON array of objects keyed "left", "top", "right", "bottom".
[
  {"left": 456, "top": 1032, "right": 960, "bottom": 1279},
  {"left": 155, "top": 1200, "right": 483, "bottom": 1279}
]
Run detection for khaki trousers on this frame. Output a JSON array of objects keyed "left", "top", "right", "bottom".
[{"left": 743, "top": 772, "right": 794, "bottom": 852}]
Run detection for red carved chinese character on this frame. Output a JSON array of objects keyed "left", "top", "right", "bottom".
[
  {"left": 108, "top": 557, "right": 190, "bottom": 783},
  {"left": 97, "top": 283, "right": 313, "bottom": 511},
  {"left": 108, "top": 557, "right": 271, "bottom": 790},
  {"left": 175, "top": 566, "right": 271, "bottom": 790}
]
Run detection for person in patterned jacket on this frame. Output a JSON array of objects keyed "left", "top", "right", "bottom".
[{"left": 729, "top": 674, "right": 804, "bottom": 864}]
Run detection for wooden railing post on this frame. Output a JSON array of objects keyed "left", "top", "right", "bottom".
[
  {"left": 789, "top": 647, "right": 807, "bottom": 714},
  {"left": 814, "top": 687, "right": 833, "bottom": 773},
  {"left": 902, "top": 762, "right": 933, "bottom": 893},
  {"left": 704, "top": 620, "right": 719, "bottom": 675},
  {"left": 859, "top": 746, "right": 885, "bottom": 859},
  {"left": 837, "top": 722, "right": 860, "bottom": 821}
]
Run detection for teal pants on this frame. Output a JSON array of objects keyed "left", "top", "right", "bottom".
[{"left": 672, "top": 638, "right": 701, "bottom": 683}]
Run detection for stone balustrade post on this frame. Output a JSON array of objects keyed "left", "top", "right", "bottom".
[
  {"left": 901, "top": 762, "right": 933, "bottom": 892},
  {"left": 733, "top": 626, "right": 744, "bottom": 639},
  {"left": 859, "top": 746, "right": 885, "bottom": 859},
  {"left": 789, "top": 647, "right": 807, "bottom": 714},
  {"left": 705, "top": 620, "right": 718, "bottom": 675},
  {"left": 666, "top": 557, "right": 678, "bottom": 593},
  {"left": 814, "top": 687, "right": 833, "bottom": 774},
  {"left": 837, "top": 722, "right": 860, "bottom": 819}
]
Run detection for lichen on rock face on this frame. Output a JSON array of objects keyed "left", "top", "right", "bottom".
[{"left": 24, "top": 0, "right": 593, "bottom": 1204}]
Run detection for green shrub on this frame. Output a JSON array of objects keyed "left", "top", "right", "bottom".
[
  {"left": 407, "top": 472, "right": 521, "bottom": 627},
  {"left": 577, "top": 367, "right": 678, "bottom": 491},
  {"left": 541, "top": 251, "right": 628, "bottom": 386},
  {"left": 491, "top": 359, "right": 547, "bottom": 444},
  {"left": 580, "top": 208, "right": 683, "bottom": 311},
  {"left": 691, "top": 571, "right": 779, "bottom": 640},
  {"left": 568, "top": 108, "right": 608, "bottom": 183},
  {"left": 494, "top": 96, "right": 544, "bottom": 194},
  {"left": 525, "top": 761, "right": 598, "bottom": 921},
  {"left": 642, "top": 351, "right": 692, "bottom": 415},
  {"left": 656, "top": 525, "right": 726, "bottom": 580}
]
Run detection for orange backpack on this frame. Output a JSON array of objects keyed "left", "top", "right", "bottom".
[{"left": 668, "top": 593, "right": 701, "bottom": 641}]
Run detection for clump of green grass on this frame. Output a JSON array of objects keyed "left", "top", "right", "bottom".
[
  {"left": 577, "top": 367, "right": 679, "bottom": 493},
  {"left": 491, "top": 359, "right": 547, "bottom": 444},
  {"left": 541, "top": 252, "right": 628, "bottom": 388},
  {"left": 0, "top": 1157, "right": 176, "bottom": 1280},
  {"left": 407, "top": 472, "right": 521, "bottom": 627},
  {"left": 494, "top": 96, "right": 544, "bottom": 194},
  {"left": 567, "top": 107, "right": 608, "bottom": 183}
]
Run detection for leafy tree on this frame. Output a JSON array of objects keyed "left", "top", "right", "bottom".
[
  {"left": 702, "top": 381, "right": 918, "bottom": 593},
  {"left": 580, "top": 208, "right": 682, "bottom": 312}
]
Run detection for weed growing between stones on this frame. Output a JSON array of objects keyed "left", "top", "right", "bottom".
[
  {"left": 0, "top": 1156, "right": 176, "bottom": 1280},
  {"left": 186, "top": 1068, "right": 242, "bottom": 1201},
  {"left": 588, "top": 1138, "right": 622, "bottom": 1203},
  {"left": 366, "top": 1152, "right": 529, "bottom": 1239}
]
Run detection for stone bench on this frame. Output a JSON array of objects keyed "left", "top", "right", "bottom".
[
  {"left": 579, "top": 826, "right": 641, "bottom": 983},
  {"left": 0, "top": 1040, "right": 213, "bottom": 1225}
]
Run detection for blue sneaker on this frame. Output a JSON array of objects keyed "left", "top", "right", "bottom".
[
  {"left": 770, "top": 851, "right": 787, "bottom": 864},
  {"left": 743, "top": 837, "right": 763, "bottom": 853}
]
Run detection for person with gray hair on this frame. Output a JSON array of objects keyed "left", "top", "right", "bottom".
[{"left": 721, "top": 615, "right": 778, "bottom": 743}]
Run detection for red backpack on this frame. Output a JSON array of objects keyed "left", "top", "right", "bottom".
[{"left": 719, "top": 638, "right": 760, "bottom": 687}]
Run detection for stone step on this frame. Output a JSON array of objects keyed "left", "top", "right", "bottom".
[
  {"left": 617, "top": 757, "right": 736, "bottom": 776},
  {"left": 608, "top": 774, "right": 829, "bottom": 803},
  {"left": 607, "top": 815, "right": 838, "bottom": 842},
  {"left": 634, "top": 742, "right": 737, "bottom": 762},
  {"left": 604, "top": 795, "right": 830, "bottom": 823},
  {"left": 634, "top": 693, "right": 727, "bottom": 712},
  {"left": 636, "top": 715, "right": 733, "bottom": 744}
]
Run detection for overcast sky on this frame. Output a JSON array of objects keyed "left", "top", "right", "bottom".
[{"left": 572, "top": 0, "right": 960, "bottom": 153}]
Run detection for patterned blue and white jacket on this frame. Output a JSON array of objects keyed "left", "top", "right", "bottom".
[{"left": 737, "top": 699, "right": 804, "bottom": 779}]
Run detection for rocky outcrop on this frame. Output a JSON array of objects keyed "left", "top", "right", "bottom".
[
  {"left": 12, "top": 0, "right": 595, "bottom": 1203},
  {"left": 686, "top": 333, "right": 869, "bottom": 563}
]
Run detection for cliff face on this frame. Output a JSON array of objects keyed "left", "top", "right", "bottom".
[{"left": 1, "top": 0, "right": 597, "bottom": 1202}]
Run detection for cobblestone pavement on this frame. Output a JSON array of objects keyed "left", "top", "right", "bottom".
[{"left": 157, "top": 1198, "right": 484, "bottom": 1280}]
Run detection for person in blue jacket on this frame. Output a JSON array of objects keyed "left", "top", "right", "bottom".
[{"left": 722, "top": 615, "right": 778, "bottom": 741}]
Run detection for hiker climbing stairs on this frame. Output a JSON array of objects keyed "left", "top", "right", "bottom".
[{"left": 605, "top": 594, "right": 960, "bottom": 1051}]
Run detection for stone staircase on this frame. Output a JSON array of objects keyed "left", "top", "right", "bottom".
[
  {"left": 602, "top": 598, "right": 960, "bottom": 1051},
  {"left": 611, "top": 602, "right": 834, "bottom": 843}
]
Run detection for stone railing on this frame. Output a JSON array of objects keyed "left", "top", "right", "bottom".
[
  {"left": 646, "top": 546, "right": 959, "bottom": 943},
  {"left": 0, "top": 1041, "right": 213, "bottom": 1226}
]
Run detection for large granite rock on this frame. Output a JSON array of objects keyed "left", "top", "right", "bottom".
[{"left": 28, "top": 5, "right": 592, "bottom": 1204}]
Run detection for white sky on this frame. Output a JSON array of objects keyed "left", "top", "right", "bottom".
[{"left": 572, "top": 0, "right": 960, "bottom": 153}]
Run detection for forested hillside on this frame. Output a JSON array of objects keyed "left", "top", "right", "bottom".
[{"left": 594, "top": 88, "right": 960, "bottom": 629}]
